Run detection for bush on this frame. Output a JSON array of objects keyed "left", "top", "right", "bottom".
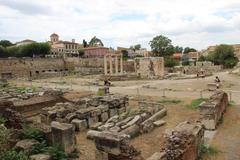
[
  {"left": 30, "top": 141, "right": 48, "bottom": 155},
  {"left": 0, "top": 127, "right": 11, "bottom": 155},
  {"left": 47, "top": 145, "right": 67, "bottom": 160},
  {"left": 165, "top": 57, "right": 179, "bottom": 68},
  {"left": 22, "top": 125, "right": 44, "bottom": 141},
  {"left": 199, "top": 144, "right": 218, "bottom": 159},
  {"left": 0, "top": 150, "right": 28, "bottom": 160},
  {"left": 198, "top": 55, "right": 205, "bottom": 62}
]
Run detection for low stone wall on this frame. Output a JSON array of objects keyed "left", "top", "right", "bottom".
[
  {"left": 40, "top": 95, "right": 128, "bottom": 130},
  {"left": 147, "top": 121, "right": 204, "bottom": 160},
  {"left": 199, "top": 91, "right": 228, "bottom": 130}
]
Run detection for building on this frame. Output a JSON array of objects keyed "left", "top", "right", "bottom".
[
  {"left": 82, "top": 47, "right": 111, "bottom": 58},
  {"left": 117, "top": 47, "right": 149, "bottom": 58},
  {"left": 15, "top": 39, "right": 36, "bottom": 46},
  {"left": 49, "top": 33, "right": 81, "bottom": 57}
]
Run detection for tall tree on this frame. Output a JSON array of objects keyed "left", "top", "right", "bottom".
[
  {"left": 174, "top": 46, "right": 183, "bottom": 53},
  {"left": 149, "top": 35, "right": 174, "bottom": 56},
  {"left": 208, "top": 44, "right": 238, "bottom": 68},
  {"left": 89, "top": 36, "right": 104, "bottom": 47},
  {"left": 0, "top": 40, "right": 13, "bottom": 47},
  {"left": 130, "top": 44, "right": 141, "bottom": 50}
]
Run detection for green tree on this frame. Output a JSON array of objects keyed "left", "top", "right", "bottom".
[
  {"left": 149, "top": 35, "right": 174, "bottom": 56},
  {"left": 184, "top": 47, "right": 197, "bottom": 53},
  {"left": 130, "top": 44, "right": 141, "bottom": 50},
  {"left": 164, "top": 57, "right": 179, "bottom": 68},
  {"left": 89, "top": 36, "right": 104, "bottom": 47},
  {"left": 0, "top": 46, "right": 5, "bottom": 58},
  {"left": 0, "top": 40, "right": 13, "bottom": 47},
  {"left": 210, "top": 44, "right": 238, "bottom": 68},
  {"left": 78, "top": 49, "right": 84, "bottom": 57},
  {"left": 198, "top": 55, "right": 205, "bottom": 61},
  {"left": 174, "top": 46, "right": 183, "bottom": 53}
]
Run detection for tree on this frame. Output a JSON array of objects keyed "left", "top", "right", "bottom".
[
  {"left": 164, "top": 57, "right": 179, "bottom": 68},
  {"left": 89, "top": 36, "right": 104, "bottom": 47},
  {"left": 184, "top": 47, "right": 197, "bottom": 53},
  {"left": 130, "top": 44, "right": 141, "bottom": 50},
  {"left": 209, "top": 44, "right": 238, "bottom": 68},
  {"left": 0, "top": 40, "right": 13, "bottom": 47},
  {"left": 174, "top": 46, "right": 183, "bottom": 53},
  {"left": 78, "top": 49, "right": 85, "bottom": 57},
  {"left": 83, "top": 39, "right": 88, "bottom": 48},
  {"left": 198, "top": 55, "right": 205, "bottom": 62},
  {"left": 149, "top": 35, "right": 174, "bottom": 56},
  {"left": 0, "top": 46, "right": 5, "bottom": 58}
]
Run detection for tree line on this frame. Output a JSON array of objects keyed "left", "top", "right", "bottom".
[{"left": 0, "top": 40, "right": 51, "bottom": 58}]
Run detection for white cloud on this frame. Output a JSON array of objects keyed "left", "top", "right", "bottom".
[{"left": 0, "top": 0, "right": 240, "bottom": 50}]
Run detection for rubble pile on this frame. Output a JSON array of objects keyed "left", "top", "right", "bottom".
[
  {"left": 147, "top": 121, "right": 204, "bottom": 160},
  {"left": 40, "top": 94, "right": 128, "bottom": 130},
  {"left": 91, "top": 131, "right": 143, "bottom": 160},
  {"left": 89, "top": 101, "right": 167, "bottom": 139},
  {"left": 199, "top": 91, "right": 228, "bottom": 130}
]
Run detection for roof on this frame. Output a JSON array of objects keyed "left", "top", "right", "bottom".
[
  {"left": 50, "top": 33, "right": 59, "bottom": 37},
  {"left": 172, "top": 53, "right": 182, "bottom": 59}
]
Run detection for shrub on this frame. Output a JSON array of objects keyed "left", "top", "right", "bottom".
[
  {"left": 22, "top": 125, "right": 44, "bottom": 141},
  {"left": 0, "top": 150, "right": 28, "bottom": 160},
  {"left": 30, "top": 141, "right": 48, "bottom": 155},
  {"left": 0, "top": 127, "right": 11, "bottom": 155},
  {"left": 47, "top": 145, "right": 67, "bottom": 160},
  {"left": 198, "top": 144, "right": 218, "bottom": 159},
  {"left": 165, "top": 57, "right": 179, "bottom": 68}
]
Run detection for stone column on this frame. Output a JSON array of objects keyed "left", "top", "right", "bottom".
[
  {"left": 115, "top": 56, "right": 118, "bottom": 74},
  {"left": 104, "top": 55, "right": 108, "bottom": 75},
  {"left": 120, "top": 55, "right": 123, "bottom": 74},
  {"left": 109, "top": 56, "right": 113, "bottom": 75}
]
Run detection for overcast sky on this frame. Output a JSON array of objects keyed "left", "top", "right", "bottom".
[{"left": 0, "top": 0, "right": 240, "bottom": 50}]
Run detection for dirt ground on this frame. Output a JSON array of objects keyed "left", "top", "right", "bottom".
[{"left": 10, "top": 71, "right": 240, "bottom": 160}]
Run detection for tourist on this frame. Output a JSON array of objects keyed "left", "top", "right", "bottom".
[{"left": 215, "top": 76, "right": 221, "bottom": 88}]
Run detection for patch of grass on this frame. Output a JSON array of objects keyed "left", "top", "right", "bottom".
[
  {"left": 0, "top": 150, "right": 28, "bottom": 160},
  {"left": 96, "top": 90, "right": 105, "bottom": 96},
  {"left": 0, "top": 116, "right": 7, "bottom": 125},
  {"left": 186, "top": 98, "right": 208, "bottom": 109},
  {"left": 159, "top": 99, "right": 182, "bottom": 104},
  {"left": 30, "top": 141, "right": 48, "bottom": 155},
  {"left": 228, "top": 101, "right": 235, "bottom": 107},
  {"left": 198, "top": 144, "right": 218, "bottom": 159}
]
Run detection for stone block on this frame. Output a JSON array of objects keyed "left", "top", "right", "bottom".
[
  {"left": 51, "top": 121, "right": 76, "bottom": 154},
  {"left": 153, "top": 120, "right": 166, "bottom": 127},
  {"left": 120, "top": 124, "right": 140, "bottom": 138},
  {"left": 101, "top": 112, "right": 109, "bottom": 122},
  {"left": 88, "top": 116, "right": 99, "bottom": 128},
  {"left": 71, "top": 119, "right": 88, "bottom": 132},
  {"left": 109, "top": 108, "right": 118, "bottom": 117},
  {"left": 15, "top": 139, "right": 39, "bottom": 154},
  {"left": 30, "top": 154, "right": 51, "bottom": 160},
  {"left": 146, "top": 152, "right": 166, "bottom": 160}
]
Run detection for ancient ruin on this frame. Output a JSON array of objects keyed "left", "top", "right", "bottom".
[{"left": 104, "top": 53, "right": 123, "bottom": 75}]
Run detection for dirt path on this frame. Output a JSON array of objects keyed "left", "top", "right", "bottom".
[{"left": 203, "top": 105, "right": 240, "bottom": 160}]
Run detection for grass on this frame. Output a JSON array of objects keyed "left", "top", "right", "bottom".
[
  {"left": 185, "top": 98, "right": 208, "bottom": 109},
  {"left": 228, "top": 100, "right": 236, "bottom": 107},
  {"left": 198, "top": 144, "right": 218, "bottom": 159},
  {"left": 159, "top": 99, "right": 182, "bottom": 104},
  {"left": 0, "top": 116, "right": 7, "bottom": 125}
]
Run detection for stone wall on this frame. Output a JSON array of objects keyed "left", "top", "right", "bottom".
[
  {"left": 199, "top": 91, "right": 228, "bottom": 130},
  {"left": 0, "top": 58, "right": 74, "bottom": 79},
  {"left": 135, "top": 57, "right": 164, "bottom": 79},
  {"left": 147, "top": 121, "right": 204, "bottom": 160}
]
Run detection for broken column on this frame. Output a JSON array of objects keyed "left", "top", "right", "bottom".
[{"left": 51, "top": 121, "right": 76, "bottom": 154}]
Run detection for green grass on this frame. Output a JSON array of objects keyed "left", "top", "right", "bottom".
[
  {"left": 198, "top": 144, "right": 218, "bottom": 159},
  {"left": 159, "top": 99, "right": 182, "bottom": 104},
  {"left": 228, "top": 101, "right": 236, "bottom": 107},
  {"left": 186, "top": 98, "right": 208, "bottom": 109},
  {"left": 0, "top": 116, "right": 7, "bottom": 125}
]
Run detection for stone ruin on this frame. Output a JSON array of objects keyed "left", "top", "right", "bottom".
[
  {"left": 199, "top": 91, "right": 228, "bottom": 130},
  {"left": 135, "top": 57, "right": 164, "bottom": 79},
  {"left": 40, "top": 94, "right": 128, "bottom": 131},
  {"left": 91, "top": 131, "right": 143, "bottom": 160},
  {"left": 87, "top": 101, "right": 167, "bottom": 139},
  {"left": 147, "top": 121, "right": 204, "bottom": 160}
]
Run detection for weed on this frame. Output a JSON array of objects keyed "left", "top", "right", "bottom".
[
  {"left": 30, "top": 141, "right": 48, "bottom": 155},
  {"left": 198, "top": 144, "right": 218, "bottom": 159},
  {"left": 47, "top": 145, "right": 67, "bottom": 160},
  {"left": 0, "top": 117, "right": 7, "bottom": 125},
  {"left": 22, "top": 125, "right": 44, "bottom": 141}
]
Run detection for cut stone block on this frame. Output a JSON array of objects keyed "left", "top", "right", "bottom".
[
  {"left": 30, "top": 154, "right": 51, "bottom": 160},
  {"left": 109, "top": 108, "right": 118, "bottom": 117},
  {"left": 88, "top": 116, "right": 99, "bottom": 128},
  {"left": 153, "top": 120, "right": 166, "bottom": 127},
  {"left": 101, "top": 112, "right": 109, "bottom": 122},
  {"left": 15, "top": 139, "right": 39, "bottom": 153},
  {"left": 51, "top": 121, "right": 76, "bottom": 154},
  {"left": 71, "top": 119, "right": 87, "bottom": 132}
]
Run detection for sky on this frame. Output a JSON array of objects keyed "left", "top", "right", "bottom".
[{"left": 0, "top": 0, "right": 240, "bottom": 50}]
